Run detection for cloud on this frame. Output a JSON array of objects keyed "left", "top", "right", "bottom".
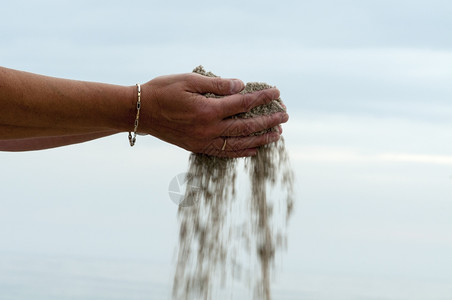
[
  {"left": 285, "top": 110, "right": 452, "bottom": 163},
  {"left": 289, "top": 147, "right": 452, "bottom": 165},
  {"left": 379, "top": 153, "right": 452, "bottom": 165}
]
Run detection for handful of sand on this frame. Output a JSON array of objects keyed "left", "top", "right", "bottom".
[{"left": 172, "top": 66, "right": 294, "bottom": 300}]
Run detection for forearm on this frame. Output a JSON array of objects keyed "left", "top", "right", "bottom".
[
  {"left": 0, "top": 66, "right": 135, "bottom": 138},
  {"left": 0, "top": 130, "right": 118, "bottom": 151},
  {"left": 0, "top": 124, "right": 116, "bottom": 139}
]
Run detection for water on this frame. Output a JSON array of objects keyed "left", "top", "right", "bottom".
[
  {"left": 0, "top": 253, "right": 169, "bottom": 300},
  {"left": 0, "top": 252, "right": 295, "bottom": 300},
  {"left": 1, "top": 251, "right": 452, "bottom": 300}
]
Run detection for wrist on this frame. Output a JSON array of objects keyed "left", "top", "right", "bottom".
[
  {"left": 126, "top": 84, "right": 139, "bottom": 132},
  {"left": 109, "top": 84, "right": 137, "bottom": 133}
]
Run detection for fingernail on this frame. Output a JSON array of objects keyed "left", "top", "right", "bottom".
[
  {"left": 280, "top": 113, "right": 289, "bottom": 123},
  {"left": 230, "top": 79, "right": 244, "bottom": 94},
  {"left": 270, "top": 133, "right": 281, "bottom": 143}
]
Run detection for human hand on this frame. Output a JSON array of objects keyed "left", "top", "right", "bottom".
[{"left": 138, "top": 73, "right": 289, "bottom": 158}]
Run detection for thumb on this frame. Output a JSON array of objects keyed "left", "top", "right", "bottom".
[{"left": 193, "top": 75, "right": 244, "bottom": 95}]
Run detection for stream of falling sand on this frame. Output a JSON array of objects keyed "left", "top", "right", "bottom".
[{"left": 172, "top": 66, "right": 294, "bottom": 300}]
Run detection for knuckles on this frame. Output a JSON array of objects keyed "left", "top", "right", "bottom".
[
  {"left": 237, "top": 119, "right": 255, "bottom": 136},
  {"left": 211, "top": 77, "right": 230, "bottom": 95},
  {"left": 239, "top": 88, "right": 280, "bottom": 113}
]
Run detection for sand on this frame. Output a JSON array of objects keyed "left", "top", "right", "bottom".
[{"left": 172, "top": 66, "right": 294, "bottom": 300}]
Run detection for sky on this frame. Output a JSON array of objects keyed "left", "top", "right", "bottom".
[{"left": 1, "top": 0, "right": 452, "bottom": 299}]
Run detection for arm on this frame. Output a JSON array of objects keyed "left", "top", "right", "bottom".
[
  {"left": 0, "top": 66, "right": 134, "bottom": 138},
  {"left": 0, "top": 130, "right": 117, "bottom": 151},
  {"left": 0, "top": 67, "right": 288, "bottom": 157}
]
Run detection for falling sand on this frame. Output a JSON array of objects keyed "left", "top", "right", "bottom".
[{"left": 172, "top": 66, "right": 294, "bottom": 300}]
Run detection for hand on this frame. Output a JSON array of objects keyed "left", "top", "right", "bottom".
[{"left": 138, "top": 73, "right": 289, "bottom": 158}]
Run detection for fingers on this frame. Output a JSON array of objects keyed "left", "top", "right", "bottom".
[
  {"left": 188, "top": 73, "right": 244, "bottom": 95},
  {"left": 213, "top": 88, "right": 280, "bottom": 119},
  {"left": 200, "top": 131, "right": 281, "bottom": 158},
  {"left": 218, "top": 112, "right": 289, "bottom": 137},
  {"left": 219, "top": 131, "right": 281, "bottom": 151},
  {"left": 214, "top": 148, "right": 258, "bottom": 158}
]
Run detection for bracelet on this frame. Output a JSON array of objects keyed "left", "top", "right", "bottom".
[{"left": 128, "top": 83, "right": 141, "bottom": 147}]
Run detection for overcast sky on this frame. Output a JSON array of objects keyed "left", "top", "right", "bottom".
[{"left": 1, "top": 1, "right": 452, "bottom": 299}]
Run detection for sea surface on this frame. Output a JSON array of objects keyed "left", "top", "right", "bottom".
[
  {"left": 2, "top": 251, "right": 451, "bottom": 300},
  {"left": 0, "top": 252, "right": 169, "bottom": 300},
  {"left": 0, "top": 252, "right": 300, "bottom": 300}
]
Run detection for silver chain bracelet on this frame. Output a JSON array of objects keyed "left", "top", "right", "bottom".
[{"left": 128, "top": 83, "right": 141, "bottom": 146}]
